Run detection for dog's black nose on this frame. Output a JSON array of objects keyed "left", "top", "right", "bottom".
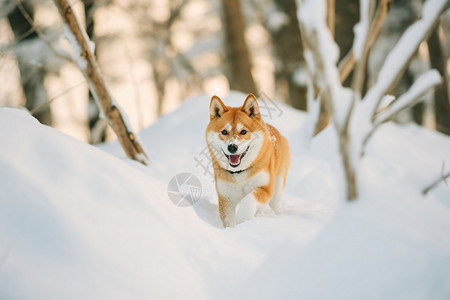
[{"left": 228, "top": 144, "right": 238, "bottom": 154}]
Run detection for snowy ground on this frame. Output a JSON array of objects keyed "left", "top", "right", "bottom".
[{"left": 1, "top": 91, "right": 450, "bottom": 299}]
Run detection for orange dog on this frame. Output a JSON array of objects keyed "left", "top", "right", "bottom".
[{"left": 205, "top": 94, "right": 290, "bottom": 227}]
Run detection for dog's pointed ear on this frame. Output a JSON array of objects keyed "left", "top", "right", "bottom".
[
  {"left": 210, "top": 95, "right": 228, "bottom": 120},
  {"left": 241, "top": 94, "right": 261, "bottom": 119}
]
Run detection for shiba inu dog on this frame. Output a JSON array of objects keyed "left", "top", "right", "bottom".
[{"left": 205, "top": 94, "right": 290, "bottom": 228}]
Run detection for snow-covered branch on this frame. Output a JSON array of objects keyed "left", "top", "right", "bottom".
[
  {"left": 297, "top": 0, "right": 352, "bottom": 131},
  {"left": 338, "top": 0, "right": 392, "bottom": 83},
  {"left": 362, "top": 0, "right": 449, "bottom": 122},
  {"left": 374, "top": 70, "right": 442, "bottom": 126},
  {"left": 297, "top": 0, "right": 357, "bottom": 200},
  {"left": 352, "top": 0, "right": 374, "bottom": 62},
  {"left": 361, "top": 70, "right": 442, "bottom": 155},
  {"left": 348, "top": 0, "right": 375, "bottom": 130},
  {"left": 53, "top": 0, "right": 149, "bottom": 165}
]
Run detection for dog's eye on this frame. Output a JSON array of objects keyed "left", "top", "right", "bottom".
[
  {"left": 221, "top": 130, "right": 228, "bottom": 135},
  {"left": 240, "top": 130, "right": 247, "bottom": 135}
]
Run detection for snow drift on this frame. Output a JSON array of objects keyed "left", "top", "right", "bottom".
[{"left": 1, "top": 92, "right": 450, "bottom": 299}]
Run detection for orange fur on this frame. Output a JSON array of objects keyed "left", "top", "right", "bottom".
[{"left": 205, "top": 94, "right": 290, "bottom": 227}]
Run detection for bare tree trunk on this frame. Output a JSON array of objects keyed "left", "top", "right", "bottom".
[
  {"left": 411, "top": 72, "right": 424, "bottom": 125},
  {"left": 221, "top": 0, "right": 257, "bottom": 94},
  {"left": 335, "top": 0, "right": 359, "bottom": 86},
  {"left": 154, "top": 70, "right": 166, "bottom": 118},
  {"left": 272, "top": 0, "right": 308, "bottom": 110},
  {"left": 339, "top": 130, "right": 357, "bottom": 200},
  {"left": 7, "top": 2, "right": 52, "bottom": 126},
  {"left": 83, "top": 0, "right": 107, "bottom": 144},
  {"left": 53, "top": 0, "right": 149, "bottom": 165},
  {"left": 427, "top": 26, "right": 450, "bottom": 134},
  {"left": 338, "top": 0, "right": 392, "bottom": 83},
  {"left": 314, "top": 0, "right": 358, "bottom": 134}
]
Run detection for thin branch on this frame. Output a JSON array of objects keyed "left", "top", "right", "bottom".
[
  {"left": 168, "top": 0, "right": 189, "bottom": 27},
  {"left": 337, "top": 50, "right": 354, "bottom": 84},
  {"left": 122, "top": 41, "right": 144, "bottom": 130},
  {"left": 344, "top": 0, "right": 376, "bottom": 134},
  {"left": 423, "top": 163, "right": 450, "bottom": 195},
  {"left": 363, "top": 0, "right": 448, "bottom": 123},
  {"left": 351, "top": 0, "right": 375, "bottom": 94},
  {"left": 326, "top": 0, "right": 335, "bottom": 36},
  {"left": 361, "top": 70, "right": 442, "bottom": 155},
  {"left": 30, "top": 80, "right": 87, "bottom": 116},
  {"left": 338, "top": 0, "right": 392, "bottom": 83},
  {"left": 53, "top": 0, "right": 149, "bottom": 165},
  {"left": 0, "top": 27, "right": 35, "bottom": 55},
  {"left": 375, "top": 71, "right": 441, "bottom": 125},
  {"left": 15, "top": 0, "right": 73, "bottom": 62}
]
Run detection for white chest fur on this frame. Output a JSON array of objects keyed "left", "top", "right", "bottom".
[{"left": 216, "top": 171, "right": 269, "bottom": 203}]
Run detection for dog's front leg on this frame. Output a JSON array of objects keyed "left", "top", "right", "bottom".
[
  {"left": 236, "top": 186, "right": 272, "bottom": 225},
  {"left": 218, "top": 194, "right": 236, "bottom": 228}
]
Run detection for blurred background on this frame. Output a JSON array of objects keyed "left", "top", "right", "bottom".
[{"left": 1, "top": 0, "right": 449, "bottom": 143}]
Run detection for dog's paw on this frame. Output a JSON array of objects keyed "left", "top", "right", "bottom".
[{"left": 222, "top": 215, "right": 236, "bottom": 228}]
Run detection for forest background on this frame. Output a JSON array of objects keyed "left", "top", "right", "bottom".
[{"left": 1, "top": 0, "right": 449, "bottom": 144}]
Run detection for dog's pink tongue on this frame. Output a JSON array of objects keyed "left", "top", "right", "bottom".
[{"left": 229, "top": 155, "right": 240, "bottom": 165}]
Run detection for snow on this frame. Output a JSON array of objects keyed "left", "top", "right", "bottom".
[
  {"left": 266, "top": 10, "right": 289, "bottom": 32},
  {"left": 353, "top": 0, "right": 371, "bottom": 60},
  {"left": 292, "top": 66, "right": 309, "bottom": 87},
  {"left": 378, "top": 94, "right": 396, "bottom": 111},
  {"left": 63, "top": 24, "right": 87, "bottom": 71},
  {"left": 1, "top": 91, "right": 450, "bottom": 299}
]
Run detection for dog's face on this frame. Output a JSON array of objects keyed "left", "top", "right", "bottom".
[{"left": 206, "top": 94, "right": 267, "bottom": 172}]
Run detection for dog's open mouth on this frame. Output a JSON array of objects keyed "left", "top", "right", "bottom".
[{"left": 223, "top": 146, "right": 249, "bottom": 168}]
